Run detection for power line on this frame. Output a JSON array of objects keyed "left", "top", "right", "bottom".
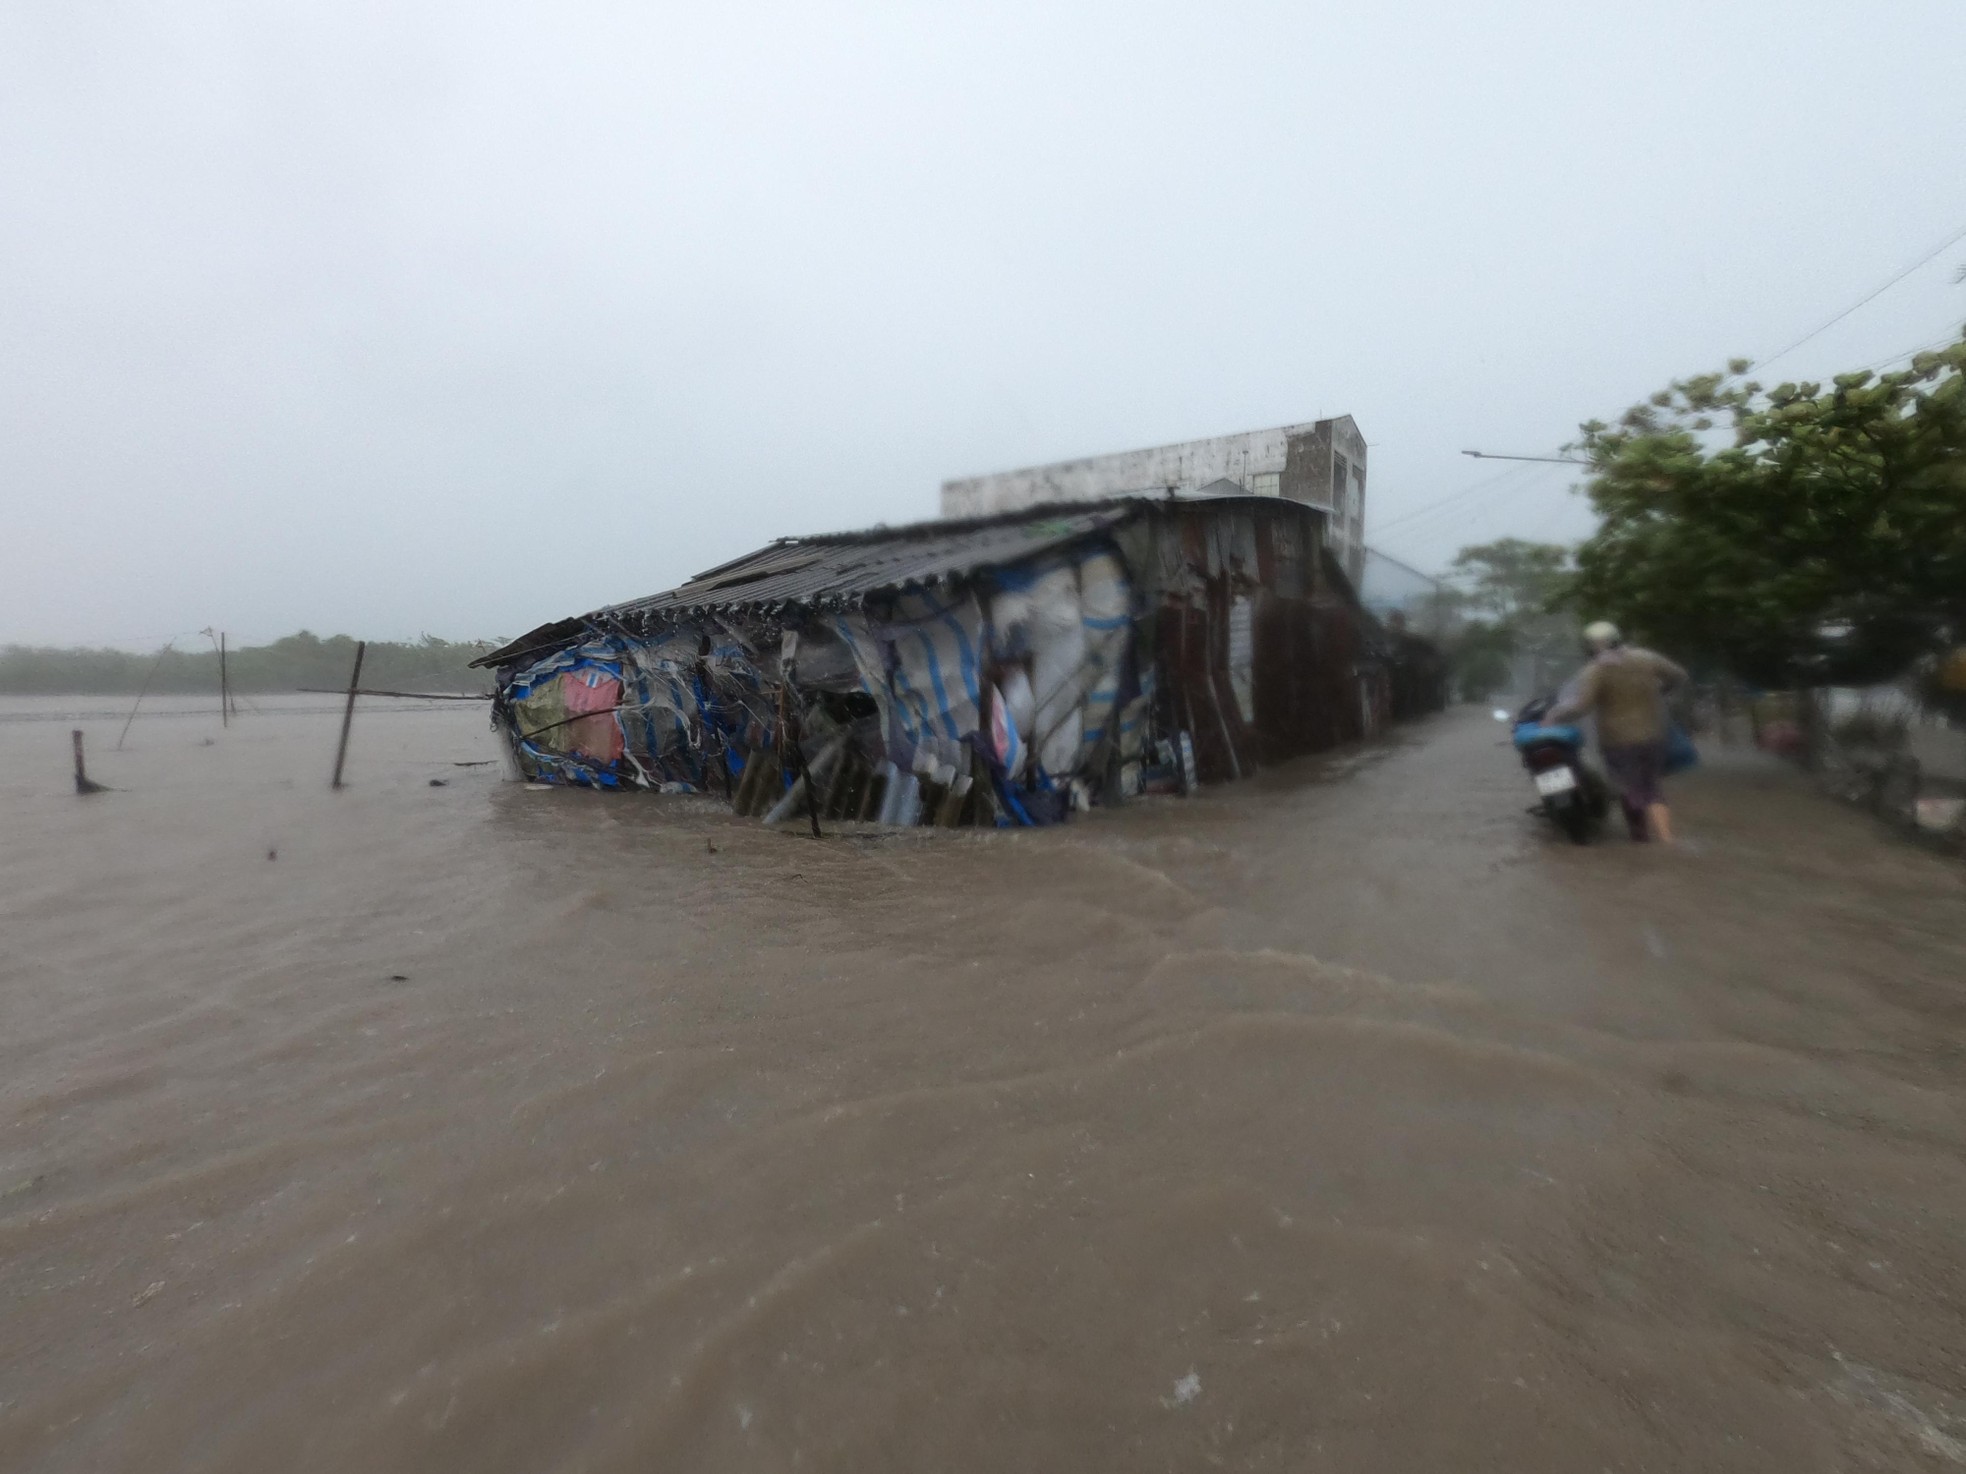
[
  {"left": 1859, "top": 324, "right": 1965, "bottom": 373},
  {"left": 1377, "top": 459, "right": 1578, "bottom": 544},
  {"left": 1757, "top": 218, "right": 1966, "bottom": 372},
  {"left": 1368, "top": 461, "right": 1538, "bottom": 537},
  {"left": 1371, "top": 465, "right": 1574, "bottom": 565},
  {"left": 1404, "top": 466, "right": 1572, "bottom": 549},
  {"left": 1371, "top": 223, "right": 1966, "bottom": 560}
]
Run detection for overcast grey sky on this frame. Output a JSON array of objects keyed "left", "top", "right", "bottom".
[{"left": 4, "top": 0, "right": 1962, "bottom": 647}]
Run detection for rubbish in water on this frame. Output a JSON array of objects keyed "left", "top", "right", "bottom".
[
  {"left": 266, "top": 849, "right": 277, "bottom": 862},
  {"left": 388, "top": 974, "right": 408, "bottom": 982},
  {"left": 1168, "top": 1370, "right": 1201, "bottom": 1406},
  {"left": 428, "top": 779, "right": 448, "bottom": 787}
]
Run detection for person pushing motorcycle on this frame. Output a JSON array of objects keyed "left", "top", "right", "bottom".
[{"left": 1546, "top": 622, "right": 1687, "bottom": 843}]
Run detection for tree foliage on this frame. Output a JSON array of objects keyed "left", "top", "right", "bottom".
[
  {"left": 1447, "top": 618, "right": 1517, "bottom": 702},
  {"left": 1568, "top": 327, "right": 1966, "bottom": 687},
  {"left": 1443, "top": 538, "right": 1577, "bottom": 698},
  {"left": 1448, "top": 538, "right": 1572, "bottom": 624}
]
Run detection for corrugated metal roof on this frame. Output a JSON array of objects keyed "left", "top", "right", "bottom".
[
  {"left": 617, "top": 506, "right": 1130, "bottom": 617},
  {"left": 473, "top": 501, "right": 1140, "bottom": 667}
]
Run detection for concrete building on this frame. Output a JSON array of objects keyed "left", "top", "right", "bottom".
[{"left": 941, "top": 416, "right": 1369, "bottom": 586}]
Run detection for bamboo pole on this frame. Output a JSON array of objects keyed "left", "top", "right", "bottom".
[
  {"left": 330, "top": 641, "right": 367, "bottom": 790},
  {"left": 116, "top": 641, "right": 174, "bottom": 750}
]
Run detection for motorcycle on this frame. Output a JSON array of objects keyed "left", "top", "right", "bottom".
[{"left": 1493, "top": 696, "right": 1610, "bottom": 844}]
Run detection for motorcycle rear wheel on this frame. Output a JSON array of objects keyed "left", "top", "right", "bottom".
[{"left": 1555, "top": 794, "right": 1593, "bottom": 845}]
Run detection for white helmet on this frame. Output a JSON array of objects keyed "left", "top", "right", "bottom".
[{"left": 1583, "top": 620, "right": 1622, "bottom": 652}]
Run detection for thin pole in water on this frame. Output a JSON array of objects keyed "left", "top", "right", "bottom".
[
  {"left": 117, "top": 641, "right": 174, "bottom": 751},
  {"left": 331, "top": 641, "right": 367, "bottom": 790},
  {"left": 219, "top": 632, "right": 230, "bottom": 727}
]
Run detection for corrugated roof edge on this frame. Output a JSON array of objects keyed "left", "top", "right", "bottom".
[
  {"left": 743, "top": 496, "right": 1136, "bottom": 548},
  {"left": 472, "top": 493, "right": 1326, "bottom": 668}
]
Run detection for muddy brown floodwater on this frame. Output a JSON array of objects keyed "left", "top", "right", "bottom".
[{"left": 3, "top": 696, "right": 1965, "bottom": 1472}]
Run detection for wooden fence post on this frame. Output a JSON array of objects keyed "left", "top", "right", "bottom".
[{"left": 73, "top": 730, "right": 106, "bottom": 794}]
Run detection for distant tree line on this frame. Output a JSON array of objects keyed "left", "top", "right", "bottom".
[{"left": 0, "top": 632, "right": 496, "bottom": 695}]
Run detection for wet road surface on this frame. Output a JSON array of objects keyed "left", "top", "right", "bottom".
[{"left": 2, "top": 700, "right": 1963, "bottom": 1471}]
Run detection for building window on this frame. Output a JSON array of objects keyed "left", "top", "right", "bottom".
[{"left": 1250, "top": 472, "right": 1280, "bottom": 498}]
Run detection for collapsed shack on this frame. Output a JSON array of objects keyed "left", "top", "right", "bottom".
[{"left": 472, "top": 496, "right": 1445, "bottom": 826}]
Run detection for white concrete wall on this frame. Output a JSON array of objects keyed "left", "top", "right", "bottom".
[
  {"left": 942, "top": 425, "right": 1304, "bottom": 511},
  {"left": 942, "top": 416, "right": 1367, "bottom": 584},
  {"left": 1327, "top": 418, "right": 1367, "bottom": 583}
]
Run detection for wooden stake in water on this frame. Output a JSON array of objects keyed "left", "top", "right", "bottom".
[
  {"left": 73, "top": 730, "right": 106, "bottom": 795},
  {"left": 219, "top": 632, "right": 231, "bottom": 727},
  {"left": 331, "top": 641, "right": 367, "bottom": 790}
]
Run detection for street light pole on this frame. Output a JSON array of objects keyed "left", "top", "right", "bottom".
[{"left": 1460, "top": 449, "right": 1589, "bottom": 465}]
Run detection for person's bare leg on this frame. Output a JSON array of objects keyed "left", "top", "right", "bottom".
[{"left": 1647, "top": 802, "right": 1674, "bottom": 845}]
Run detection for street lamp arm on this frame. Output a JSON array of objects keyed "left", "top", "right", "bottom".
[{"left": 1461, "top": 450, "right": 1590, "bottom": 465}]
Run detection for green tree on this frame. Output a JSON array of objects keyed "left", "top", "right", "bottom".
[
  {"left": 1446, "top": 538, "right": 1578, "bottom": 695},
  {"left": 1448, "top": 619, "right": 1518, "bottom": 703},
  {"left": 1568, "top": 327, "right": 1966, "bottom": 687},
  {"left": 1448, "top": 538, "right": 1572, "bottom": 623}
]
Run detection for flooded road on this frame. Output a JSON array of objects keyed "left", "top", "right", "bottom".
[{"left": 3, "top": 698, "right": 1964, "bottom": 1471}]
